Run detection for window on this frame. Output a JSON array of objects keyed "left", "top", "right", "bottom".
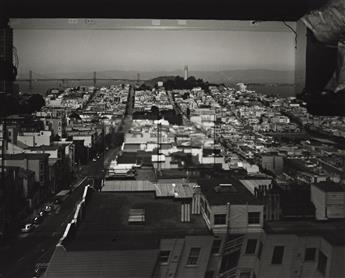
[
  {"left": 239, "top": 271, "right": 251, "bottom": 278},
  {"left": 248, "top": 212, "right": 260, "bottom": 224},
  {"left": 220, "top": 249, "right": 241, "bottom": 273},
  {"left": 159, "top": 250, "right": 170, "bottom": 264},
  {"left": 245, "top": 239, "right": 257, "bottom": 254},
  {"left": 204, "top": 271, "right": 214, "bottom": 278},
  {"left": 211, "top": 239, "right": 222, "bottom": 254},
  {"left": 257, "top": 241, "right": 263, "bottom": 259},
  {"left": 304, "top": 248, "right": 316, "bottom": 261},
  {"left": 186, "top": 247, "right": 201, "bottom": 266},
  {"left": 214, "top": 214, "right": 226, "bottom": 225},
  {"left": 317, "top": 251, "right": 328, "bottom": 275},
  {"left": 271, "top": 246, "right": 284, "bottom": 264}
]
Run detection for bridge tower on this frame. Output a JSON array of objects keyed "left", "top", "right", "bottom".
[
  {"left": 93, "top": 71, "right": 96, "bottom": 87},
  {"left": 29, "top": 70, "right": 33, "bottom": 90}
]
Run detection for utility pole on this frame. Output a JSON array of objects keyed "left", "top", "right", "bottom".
[
  {"left": 0, "top": 118, "right": 6, "bottom": 237},
  {"left": 1, "top": 119, "right": 6, "bottom": 189},
  {"left": 157, "top": 122, "right": 161, "bottom": 173}
]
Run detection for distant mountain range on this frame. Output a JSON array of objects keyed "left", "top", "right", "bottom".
[{"left": 19, "top": 69, "right": 294, "bottom": 84}]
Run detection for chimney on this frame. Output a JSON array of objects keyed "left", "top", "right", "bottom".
[
  {"left": 192, "top": 184, "right": 201, "bottom": 214},
  {"left": 181, "top": 201, "right": 191, "bottom": 223}
]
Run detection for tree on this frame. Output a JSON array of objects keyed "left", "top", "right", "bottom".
[
  {"left": 27, "top": 94, "right": 45, "bottom": 112},
  {"left": 53, "top": 134, "right": 61, "bottom": 141},
  {"left": 69, "top": 111, "right": 81, "bottom": 120},
  {"left": 186, "top": 107, "right": 191, "bottom": 119},
  {"left": 151, "top": 106, "right": 160, "bottom": 119}
]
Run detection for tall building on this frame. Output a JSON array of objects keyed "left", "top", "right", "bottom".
[
  {"left": 0, "top": 24, "right": 14, "bottom": 94},
  {"left": 184, "top": 65, "right": 188, "bottom": 81}
]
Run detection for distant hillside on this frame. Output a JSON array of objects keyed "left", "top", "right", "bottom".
[{"left": 192, "top": 69, "right": 295, "bottom": 84}]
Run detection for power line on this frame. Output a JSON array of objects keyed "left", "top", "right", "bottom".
[{"left": 282, "top": 21, "right": 297, "bottom": 49}]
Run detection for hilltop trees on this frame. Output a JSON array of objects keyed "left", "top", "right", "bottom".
[{"left": 164, "top": 76, "right": 209, "bottom": 90}]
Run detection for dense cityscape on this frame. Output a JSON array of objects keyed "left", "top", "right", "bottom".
[{"left": 0, "top": 70, "right": 344, "bottom": 277}]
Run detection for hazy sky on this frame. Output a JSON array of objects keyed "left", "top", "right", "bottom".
[{"left": 14, "top": 29, "right": 295, "bottom": 76}]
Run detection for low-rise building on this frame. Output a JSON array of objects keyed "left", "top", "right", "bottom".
[
  {"left": 198, "top": 178, "right": 264, "bottom": 234},
  {"left": 311, "top": 181, "right": 345, "bottom": 220}
]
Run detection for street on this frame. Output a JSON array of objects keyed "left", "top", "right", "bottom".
[
  {"left": 0, "top": 86, "right": 135, "bottom": 278},
  {"left": 0, "top": 179, "right": 85, "bottom": 278},
  {"left": 0, "top": 148, "right": 118, "bottom": 278}
]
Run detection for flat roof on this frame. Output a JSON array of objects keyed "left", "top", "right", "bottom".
[
  {"left": 313, "top": 181, "right": 345, "bottom": 193},
  {"left": 198, "top": 177, "right": 262, "bottom": 206},
  {"left": 265, "top": 220, "right": 345, "bottom": 246},
  {"left": 123, "top": 143, "right": 141, "bottom": 150},
  {"left": 4, "top": 153, "right": 50, "bottom": 160},
  {"left": 102, "top": 180, "right": 195, "bottom": 199},
  {"left": 117, "top": 151, "right": 153, "bottom": 165},
  {"left": 63, "top": 192, "right": 209, "bottom": 251},
  {"left": 28, "top": 145, "right": 61, "bottom": 151},
  {"left": 239, "top": 179, "right": 272, "bottom": 195},
  {"left": 44, "top": 247, "right": 158, "bottom": 278}
]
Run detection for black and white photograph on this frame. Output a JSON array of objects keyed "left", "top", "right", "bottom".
[{"left": 1, "top": 0, "right": 345, "bottom": 277}]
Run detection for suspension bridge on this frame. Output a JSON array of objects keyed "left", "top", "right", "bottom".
[{"left": 16, "top": 71, "right": 142, "bottom": 89}]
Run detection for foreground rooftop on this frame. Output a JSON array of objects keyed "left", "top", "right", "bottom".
[
  {"left": 265, "top": 220, "right": 345, "bottom": 246},
  {"left": 63, "top": 191, "right": 209, "bottom": 251}
]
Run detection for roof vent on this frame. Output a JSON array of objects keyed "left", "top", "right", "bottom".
[
  {"left": 219, "top": 183, "right": 232, "bottom": 187},
  {"left": 214, "top": 184, "right": 237, "bottom": 193},
  {"left": 128, "top": 209, "right": 145, "bottom": 224}
]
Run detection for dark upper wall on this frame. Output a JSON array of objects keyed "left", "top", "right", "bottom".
[{"left": 3, "top": 0, "right": 329, "bottom": 21}]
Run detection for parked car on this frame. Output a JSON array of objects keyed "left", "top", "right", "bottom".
[
  {"left": 21, "top": 223, "right": 34, "bottom": 233},
  {"left": 33, "top": 215, "right": 43, "bottom": 225},
  {"left": 44, "top": 205, "right": 52, "bottom": 213},
  {"left": 33, "top": 263, "right": 48, "bottom": 278}
]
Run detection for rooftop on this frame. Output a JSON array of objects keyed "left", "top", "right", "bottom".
[
  {"left": 44, "top": 247, "right": 158, "bottom": 278},
  {"left": 4, "top": 153, "right": 50, "bottom": 160},
  {"left": 63, "top": 191, "right": 209, "bottom": 251},
  {"left": 313, "top": 181, "right": 345, "bottom": 192},
  {"left": 198, "top": 177, "right": 262, "bottom": 206},
  {"left": 102, "top": 180, "right": 195, "bottom": 199},
  {"left": 117, "top": 151, "right": 153, "bottom": 166},
  {"left": 265, "top": 220, "right": 345, "bottom": 246},
  {"left": 28, "top": 145, "right": 61, "bottom": 151}
]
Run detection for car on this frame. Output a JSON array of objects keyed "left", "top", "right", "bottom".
[
  {"left": 38, "top": 211, "right": 46, "bottom": 217},
  {"left": 33, "top": 215, "right": 43, "bottom": 225},
  {"left": 44, "top": 205, "right": 52, "bottom": 213},
  {"left": 21, "top": 223, "right": 33, "bottom": 233},
  {"left": 33, "top": 263, "right": 48, "bottom": 278}
]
